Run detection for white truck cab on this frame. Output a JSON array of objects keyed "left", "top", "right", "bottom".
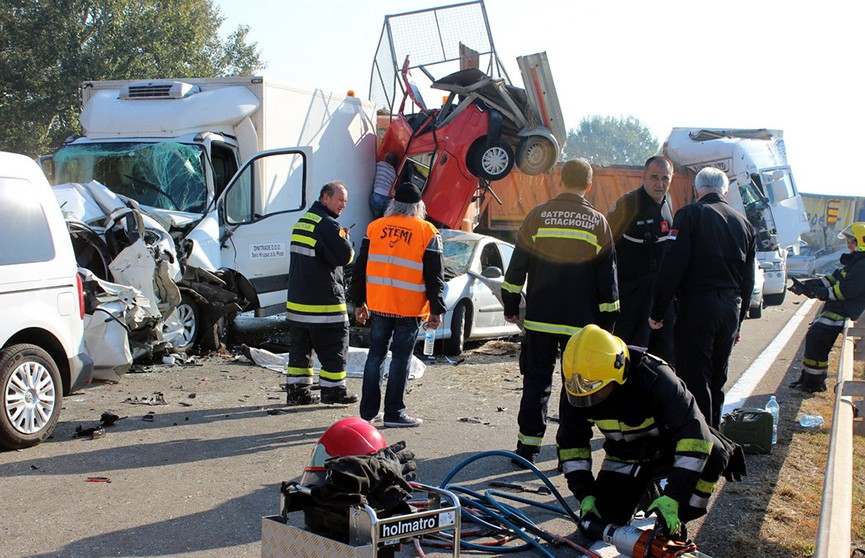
[
  {"left": 43, "top": 77, "right": 377, "bottom": 349},
  {"left": 665, "top": 128, "right": 809, "bottom": 305}
]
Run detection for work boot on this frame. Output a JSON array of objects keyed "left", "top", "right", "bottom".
[
  {"left": 510, "top": 443, "right": 539, "bottom": 469},
  {"left": 320, "top": 386, "right": 359, "bottom": 405},
  {"left": 789, "top": 371, "right": 828, "bottom": 394},
  {"left": 286, "top": 385, "right": 319, "bottom": 406}
]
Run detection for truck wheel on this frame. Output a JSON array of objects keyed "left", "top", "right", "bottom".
[
  {"left": 516, "top": 136, "right": 558, "bottom": 175},
  {"left": 171, "top": 294, "right": 200, "bottom": 352},
  {"left": 442, "top": 302, "right": 471, "bottom": 356},
  {"left": 764, "top": 290, "right": 786, "bottom": 306},
  {"left": 468, "top": 138, "right": 514, "bottom": 181},
  {"left": 0, "top": 344, "right": 62, "bottom": 450}
]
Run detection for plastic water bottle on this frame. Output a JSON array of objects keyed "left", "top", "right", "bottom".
[
  {"left": 423, "top": 323, "right": 435, "bottom": 356},
  {"left": 765, "top": 396, "right": 780, "bottom": 445},
  {"left": 799, "top": 414, "right": 824, "bottom": 428}
]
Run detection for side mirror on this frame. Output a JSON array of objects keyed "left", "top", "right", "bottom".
[{"left": 481, "top": 266, "right": 503, "bottom": 279}]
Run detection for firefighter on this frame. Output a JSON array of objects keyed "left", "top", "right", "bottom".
[
  {"left": 501, "top": 158, "right": 619, "bottom": 465},
  {"left": 607, "top": 156, "right": 676, "bottom": 363},
  {"left": 789, "top": 222, "right": 865, "bottom": 393},
  {"left": 649, "top": 167, "right": 756, "bottom": 428},
  {"left": 559, "top": 324, "right": 740, "bottom": 537},
  {"left": 285, "top": 181, "right": 358, "bottom": 406}
]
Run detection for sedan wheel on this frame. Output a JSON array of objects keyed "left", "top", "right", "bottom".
[
  {"left": 169, "top": 294, "right": 200, "bottom": 352},
  {"left": 442, "top": 302, "right": 471, "bottom": 356},
  {"left": 0, "top": 344, "right": 62, "bottom": 450}
]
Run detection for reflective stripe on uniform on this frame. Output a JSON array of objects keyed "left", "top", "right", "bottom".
[
  {"left": 623, "top": 233, "right": 670, "bottom": 244},
  {"left": 367, "top": 275, "right": 426, "bottom": 292},
  {"left": 673, "top": 454, "right": 708, "bottom": 472},
  {"left": 534, "top": 227, "right": 601, "bottom": 254},
  {"left": 695, "top": 478, "right": 717, "bottom": 495},
  {"left": 287, "top": 301, "right": 347, "bottom": 314},
  {"left": 829, "top": 283, "right": 844, "bottom": 301},
  {"left": 301, "top": 212, "right": 322, "bottom": 223},
  {"left": 599, "top": 300, "right": 620, "bottom": 313},
  {"left": 601, "top": 459, "right": 638, "bottom": 475},
  {"left": 558, "top": 447, "right": 592, "bottom": 461},
  {"left": 689, "top": 493, "right": 710, "bottom": 510},
  {"left": 292, "top": 234, "right": 317, "bottom": 247},
  {"left": 285, "top": 312, "right": 347, "bottom": 324},
  {"left": 368, "top": 253, "right": 424, "bottom": 271},
  {"left": 290, "top": 245, "right": 316, "bottom": 257},
  {"left": 319, "top": 369, "right": 347, "bottom": 382},
  {"left": 293, "top": 222, "right": 315, "bottom": 233},
  {"left": 518, "top": 433, "right": 543, "bottom": 447},
  {"left": 502, "top": 281, "right": 523, "bottom": 294},
  {"left": 524, "top": 320, "right": 581, "bottom": 336},
  {"left": 561, "top": 460, "right": 592, "bottom": 474},
  {"left": 675, "top": 438, "right": 713, "bottom": 455}
]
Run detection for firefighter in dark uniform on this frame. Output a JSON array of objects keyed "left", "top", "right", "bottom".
[
  {"left": 789, "top": 222, "right": 865, "bottom": 392},
  {"left": 650, "top": 167, "right": 755, "bottom": 428},
  {"left": 607, "top": 156, "right": 676, "bottom": 363},
  {"left": 285, "top": 181, "right": 358, "bottom": 406},
  {"left": 558, "top": 325, "right": 741, "bottom": 537},
  {"left": 502, "top": 158, "right": 619, "bottom": 465}
]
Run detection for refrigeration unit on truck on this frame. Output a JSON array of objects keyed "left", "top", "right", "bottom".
[
  {"left": 43, "top": 77, "right": 377, "bottom": 350},
  {"left": 664, "top": 128, "right": 809, "bottom": 305}
]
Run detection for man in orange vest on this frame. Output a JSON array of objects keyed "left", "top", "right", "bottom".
[{"left": 350, "top": 182, "right": 446, "bottom": 427}]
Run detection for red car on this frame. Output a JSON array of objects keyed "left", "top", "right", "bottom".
[{"left": 378, "top": 61, "right": 561, "bottom": 229}]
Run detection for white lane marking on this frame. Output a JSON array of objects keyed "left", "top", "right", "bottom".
[{"left": 723, "top": 298, "right": 818, "bottom": 414}]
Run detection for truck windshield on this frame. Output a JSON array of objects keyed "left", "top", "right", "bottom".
[
  {"left": 53, "top": 142, "right": 207, "bottom": 213},
  {"left": 739, "top": 179, "right": 778, "bottom": 251},
  {"left": 751, "top": 168, "right": 797, "bottom": 204}
]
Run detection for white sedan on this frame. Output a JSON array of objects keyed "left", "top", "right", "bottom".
[{"left": 420, "top": 229, "right": 522, "bottom": 355}]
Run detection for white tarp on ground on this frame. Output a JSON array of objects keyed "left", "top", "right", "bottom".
[{"left": 241, "top": 345, "right": 426, "bottom": 380}]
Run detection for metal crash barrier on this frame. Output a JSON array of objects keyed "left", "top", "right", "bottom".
[{"left": 814, "top": 319, "right": 863, "bottom": 558}]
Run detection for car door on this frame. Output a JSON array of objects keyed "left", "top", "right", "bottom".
[{"left": 471, "top": 240, "right": 507, "bottom": 332}]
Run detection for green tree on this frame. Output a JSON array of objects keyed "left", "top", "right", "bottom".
[
  {"left": 0, "top": 0, "right": 264, "bottom": 158},
  {"left": 564, "top": 115, "right": 660, "bottom": 166}
]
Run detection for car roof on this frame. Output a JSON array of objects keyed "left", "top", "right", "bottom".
[{"left": 440, "top": 228, "right": 493, "bottom": 243}]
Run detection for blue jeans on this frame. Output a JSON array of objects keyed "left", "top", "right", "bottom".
[
  {"left": 360, "top": 314, "right": 421, "bottom": 421},
  {"left": 369, "top": 192, "right": 390, "bottom": 219}
]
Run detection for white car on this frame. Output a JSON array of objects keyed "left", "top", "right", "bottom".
[
  {"left": 0, "top": 152, "right": 94, "bottom": 449},
  {"left": 421, "top": 229, "right": 521, "bottom": 355}
]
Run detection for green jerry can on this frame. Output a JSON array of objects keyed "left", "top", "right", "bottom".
[{"left": 720, "top": 407, "right": 774, "bottom": 454}]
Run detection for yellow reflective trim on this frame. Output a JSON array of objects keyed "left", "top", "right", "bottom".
[
  {"left": 291, "top": 234, "right": 317, "bottom": 247},
  {"left": 620, "top": 418, "right": 654, "bottom": 432},
  {"left": 558, "top": 447, "right": 592, "bottom": 461},
  {"left": 319, "top": 369, "right": 347, "bottom": 381},
  {"left": 286, "top": 301, "right": 347, "bottom": 314},
  {"left": 695, "top": 479, "right": 717, "bottom": 494},
  {"left": 524, "top": 320, "right": 581, "bottom": 336},
  {"left": 676, "top": 438, "right": 713, "bottom": 455},
  {"left": 517, "top": 433, "right": 543, "bottom": 447},
  {"left": 293, "top": 222, "right": 315, "bottom": 233},
  {"left": 599, "top": 300, "right": 620, "bottom": 313},
  {"left": 286, "top": 366, "right": 314, "bottom": 377},
  {"left": 593, "top": 419, "right": 620, "bottom": 431},
  {"left": 301, "top": 212, "right": 322, "bottom": 223},
  {"left": 502, "top": 281, "right": 523, "bottom": 294},
  {"left": 534, "top": 228, "right": 601, "bottom": 253}
]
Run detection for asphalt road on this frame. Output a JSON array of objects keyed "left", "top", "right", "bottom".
[{"left": 0, "top": 294, "right": 817, "bottom": 558}]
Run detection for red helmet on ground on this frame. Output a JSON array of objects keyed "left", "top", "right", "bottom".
[{"left": 300, "top": 417, "right": 388, "bottom": 486}]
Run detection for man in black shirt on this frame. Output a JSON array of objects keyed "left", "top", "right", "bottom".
[
  {"left": 649, "top": 168, "right": 755, "bottom": 428},
  {"left": 608, "top": 156, "right": 676, "bottom": 363}
]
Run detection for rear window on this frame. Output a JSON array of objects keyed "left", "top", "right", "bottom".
[{"left": 0, "top": 178, "right": 56, "bottom": 265}]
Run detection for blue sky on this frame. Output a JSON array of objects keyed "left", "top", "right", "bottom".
[{"left": 217, "top": 0, "right": 863, "bottom": 198}]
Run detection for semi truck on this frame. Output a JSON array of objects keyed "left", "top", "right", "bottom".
[
  {"left": 42, "top": 77, "right": 378, "bottom": 349},
  {"left": 478, "top": 128, "right": 809, "bottom": 306}
]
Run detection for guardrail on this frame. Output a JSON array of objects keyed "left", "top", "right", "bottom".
[{"left": 814, "top": 319, "right": 863, "bottom": 558}]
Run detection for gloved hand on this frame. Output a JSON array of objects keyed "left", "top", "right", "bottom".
[
  {"left": 579, "top": 495, "right": 601, "bottom": 520},
  {"left": 375, "top": 441, "right": 417, "bottom": 482},
  {"left": 723, "top": 442, "right": 748, "bottom": 482},
  {"left": 788, "top": 277, "right": 806, "bottom": 296},
  {"left": 647, "top": 495, "right": 681, "bottom": 537}
]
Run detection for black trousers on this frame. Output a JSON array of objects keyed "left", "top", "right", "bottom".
[
  {"left": 617, "top": 276, "right": 676, "bottom": 365},
  {"left": 515, "top": 330, "right": 573, "bottom": 452},
  {"left": 287, "top": 325, "right": 349, "bottom": 388},
  {"left": 674, "top": 291, "right": 741, "bottom": 428},
  {"left": 803, "top": 322, "right": 842, "bottom": 374}
]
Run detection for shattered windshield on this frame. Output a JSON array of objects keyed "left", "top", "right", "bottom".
[
  {"left": 443, "top": 238, "right": 478, "bottom": 279},
  {"left": 54, "top": 142, "right": 207, "bottom": 213}
]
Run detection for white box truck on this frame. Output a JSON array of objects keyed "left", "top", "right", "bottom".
[
  {"left": 664, "top": 128, "right": 810, "bottom": 305},
  {"left": 44, "top": 77, "right": 378, "bottom": 349}
]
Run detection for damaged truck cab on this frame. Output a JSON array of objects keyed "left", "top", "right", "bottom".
[{"left": 44, "top": 77, "right": 377, "bottom": 350}]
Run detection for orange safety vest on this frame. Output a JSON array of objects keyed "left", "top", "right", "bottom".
[{"left": 365, "top": 215, "right": 439, "bottom": 317}]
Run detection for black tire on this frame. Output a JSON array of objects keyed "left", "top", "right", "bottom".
[
  {"left": 749, "top": 300, "right": 763, "bottom": 319},
  {"left": 516, "top": 136, "right": 558, "bottom": 175},
  {"left": 0, "top": 344, "right": 63, "bottom": 450},
  {"left": 468, "top": 138, "right": 515, "bottom": 181},
  {"left": 170, "top": 293, "right": 200, "bottom": 352},
  {"left": 764, "top": 290, "right": 786, "bottom": 306},
  {"left": 442, "top": 302, "right": 471, "bottom": 356}
]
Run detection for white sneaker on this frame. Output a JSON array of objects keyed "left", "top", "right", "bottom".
[
  {"left": 384, "top": 415, "right": 423, "bottom": 428},
  {"left": 367, "top": 411, "right": 384, "bottom": 424}
]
